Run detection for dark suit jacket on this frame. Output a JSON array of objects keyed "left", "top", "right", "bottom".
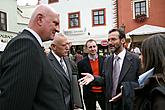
[
  {"left": 0, "top": 30, "right": 66, "bottom": 110},
  {"left": 48, "top": 51, "right": 72, "bottom": 110},
  {"left": 103, "top": 51, "right": 140, "bottom": 110},
  {"left": 48, "top": 51, "right": 84, "bottom": 110},
  {"left": 69, "top": 59, "right": 84, "bottom": 109},
  {"left": 77, "top": 55, "right": 104, "bottom": 95}
]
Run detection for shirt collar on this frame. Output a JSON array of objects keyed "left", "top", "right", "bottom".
[
  {"left": 114, "top": 48, "right": 126, "bottom": 60},
  {"left": 51, "top": 50, "right": 62, "bottom": 63},
  {"left": 25, "top": 28, "right": 43, "bottom": 47},
  {"left": 88, "top": 54, "right": 98, "bottom": 61}
]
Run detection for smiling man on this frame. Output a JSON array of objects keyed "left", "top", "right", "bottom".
[{"left": 77, "top": 39, "right": 105, "bottom": 110}]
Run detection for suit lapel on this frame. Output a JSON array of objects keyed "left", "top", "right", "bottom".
[
  {"left": 98, "top": 56, "right": 103, "bottom": 74},
  {"left": 104, "top": 56, "right": 113, "bottom": 98},
  {"left": 109, "top": 56, "right": 113, "bottom": 86},
  {"left": 49, "top": 52, "right": 71, "bottom": 82},
  {"left": 86, "top": 57, "right": 93, "bottom": 74},
  {"left": 64, "top": 57, "right": 72, "bottom": 81},
  {"left": 118, "top": 52, "right": 132, "bottom": 83}
]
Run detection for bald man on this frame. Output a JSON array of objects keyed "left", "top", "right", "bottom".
[
  {"left": 47, "top": 33, "right": 83, "bottom": 110},
  {"left": 0, "top": 4, "right": 66, "bottom": 110}
]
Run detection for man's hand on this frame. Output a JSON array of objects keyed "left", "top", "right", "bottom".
[
  {"left": 78, "top": 73, "right": 94, "bottom": 85},
  {"left": 109, "top": 85, "right": 123, "bottom": 102}
]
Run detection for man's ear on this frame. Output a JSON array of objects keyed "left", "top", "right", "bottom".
[
  {"left": 36, "top": 14, "right": 44, "bottom": 26},
  {"left": 121, "top": 38, "right": 126, "bottom": 44},
  {"left": 51, "top": 44, "right": 56, "bottom": 50}
]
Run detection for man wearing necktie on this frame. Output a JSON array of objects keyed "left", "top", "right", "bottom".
[
  {"left": 48, "top": 33, "right": 71, "bottom": 110},
  {"left": 103, "top": 28, "right": 140, "bottom": 110},
  {"left": 47, "top": 33, "right": 83, "bottom": 110},
  {"left": 78, "top": 29, "right": 141, "bottom": 110}
]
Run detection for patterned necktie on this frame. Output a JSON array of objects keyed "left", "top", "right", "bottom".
[
  {"left": 112, "top": 55, "right": 120, "bottom": 97},
  {"left": 60, "top": 58, "right": 68, "bottom": 76}
]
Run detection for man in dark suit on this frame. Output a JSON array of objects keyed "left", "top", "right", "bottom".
[
  {"left": 0, "top": 5, "right": 66, "bottom": 110},
  {"left": 104, "top": 28, "right": 140, "bottom": 110},
  {"left": 79, "top": 29, "right": 140, "bottom": 110},
  {"left": 77, "top": 39, "right": 105, "bottom": 110},
  {"left": 48, "top": 33, "right": 83, "bottom": 110}
]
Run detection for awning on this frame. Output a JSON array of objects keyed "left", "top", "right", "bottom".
[{"left": 126, "top": 24, "right": 165, "bottom": 36}]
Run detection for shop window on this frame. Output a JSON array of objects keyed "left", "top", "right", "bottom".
[
  {"left": 0, "top": 11, "right": 7, "bottom": 31},
  {"left": 92, "top": 8, "right": 106, "bottom": 26}
]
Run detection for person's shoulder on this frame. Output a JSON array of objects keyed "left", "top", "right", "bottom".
[
  {"left": 127, "top": 51, "right": 139, "bottom": 58},
  {"left": 103, "top": 54, "right": 112, "bottom": 62},
  {"left": 47, "top": 51, "right": 53, "bottom": 58},
  {"left": 98, "top": 55, "right": 103, "bottom": 59},
  {"left": 77, "top": 56, "right": 86, "bottom": 64},
  {"left": 6, "top": 34, "right": 36, "bottom": 50}
]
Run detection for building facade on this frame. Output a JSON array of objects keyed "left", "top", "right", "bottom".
[
  {"left": 17, "top": 0, "right": 116, "bottom": 54},
  {"left": 0, "top": 0, "right": 18, "bottom": 43},
  {"left": 117, "top": 0, "right": 165, "bottom": 33},
  {"left": 116, "top": 0, "right": 165, "bottom": 49}
]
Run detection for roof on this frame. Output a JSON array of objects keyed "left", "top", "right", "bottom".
[{"left": 126, "top": 24, "right": 165, "bottom": 36}]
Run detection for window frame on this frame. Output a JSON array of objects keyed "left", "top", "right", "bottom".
[
  {"left": 68, "top": 11, "right": 80, "bottom": 29},
  {"left": 135, "top": 1, "right": 146, "bottom": 16},
  {"left": 92, "top": 8, "right": 106, "bottom": 27},
  {"left": 0, "top": 11, "right": 7, "bottom": 31},
  {"left": 132, "top": 0, "right": 148, "bottom": 19}
]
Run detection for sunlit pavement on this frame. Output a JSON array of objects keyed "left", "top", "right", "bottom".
[
  {"left": 74, "top": 85, "right": 102, "bottom": 110},
  {"left": 74, "top": 101, "right": 101, "bottom": 110}
]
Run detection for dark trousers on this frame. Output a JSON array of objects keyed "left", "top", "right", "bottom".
[
  {"left": 111, "top": 99, "right": 122, "bottom": 110},
  {"left": 84, "top": 92, "right": 105, "bottom": 110}
]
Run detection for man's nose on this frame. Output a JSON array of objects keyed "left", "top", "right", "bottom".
[
  {"left": 55, "top": 25, "right": 60, "bottom": 33},
  {"left": 66, "top": 44, "right": 70, "bottom": 49}
]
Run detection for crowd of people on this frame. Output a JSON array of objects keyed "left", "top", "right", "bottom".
[{"left": 0, "top": 4, "right": 165, "bottom": 110}]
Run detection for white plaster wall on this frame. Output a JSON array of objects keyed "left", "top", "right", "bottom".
[
  {"left": 50, "top": 0, "right": 114, "bottom": 45},
  {"left": 17, "top": 0, "right": 114, "bottom": 45},
  {"left": 0, "top": 0, "right": 18, "bottom": 32}
]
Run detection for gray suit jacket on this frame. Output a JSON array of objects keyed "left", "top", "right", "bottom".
[
  {"left": 48, "top": 51, "right": 73, "bottom": 110},
  {"left": 48, "top": 52, "right": 84, "bottom": 109},
  {"left": 0, "top": 30, "right": 66, "bottom": 110},
  {"left": 93, "top": 51, "right": 140, "bottom": 110}
]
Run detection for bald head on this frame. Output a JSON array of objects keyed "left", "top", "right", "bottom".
[
  {"left": 29, "top": 4, "right": 57, "bottom": 23},
  {"left": 28, "top": 4, "right": 60, "bottom": 41},
  {"left": 53, "top": 33, "right": 67, "bottom": 45},
  {"left": 51, "top": 33, "right": 70, "bottom": 57}
]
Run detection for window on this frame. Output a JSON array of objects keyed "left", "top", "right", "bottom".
[
  {"left": 92, "top": 8, "right": 106, "bottom": 26},
  {"left": 48, "top": 0, "right": 59, "bottom": 4},
  {"left": 135, "top": 1, "right": 146, "bottom": 16},
  {"left": 68, "top": 12, "right": 80, "bottom": 28},
  {"left": 0, "top": 11, "right": 7, "bottom": 31}
]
